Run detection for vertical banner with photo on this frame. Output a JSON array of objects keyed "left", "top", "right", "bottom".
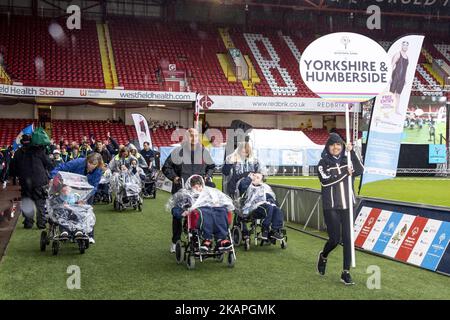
[
  {"left": 362, "top": 35, "right": 425, "bottom": 186},
  {"left": 131, "top": 113, "right": 152, "bottom": 150}
]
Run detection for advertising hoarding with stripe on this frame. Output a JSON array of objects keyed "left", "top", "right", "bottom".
[{"left": 355, "top": 203, "right": 450, "bottom": 274}]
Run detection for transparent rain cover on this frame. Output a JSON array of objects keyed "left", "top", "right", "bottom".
[
  {"left": 111, "top": 171, "right": 142, "bottom": 197},
  {"left": 166, "top": 175, "right": 234, "bottom": 213},
  {"left": 47, "top": 171, "right": 96, "bottom": 234},
  {"left": 241, "top": 183, "right": 276, "bottom": 215}
]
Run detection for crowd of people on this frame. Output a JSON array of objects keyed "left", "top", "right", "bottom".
[
  {"left": 149, "top": 118, "right": 179, "bottom": 133},
  {"left": 3, "top": 130, "right": 159, "bottom": 242},
  {"left": 1, "top": 124, "right": 364, "bottom": 285}
]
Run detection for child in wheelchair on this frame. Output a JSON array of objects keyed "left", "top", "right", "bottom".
[
  {"left": 44, "top": 172, "right": 96, "bottom": 254},
  {"left": 237, "top": 172, "right": 286, "bottom": 244},
  {"left": 168, "top": 175, "right": 234, "bottom": 252}
]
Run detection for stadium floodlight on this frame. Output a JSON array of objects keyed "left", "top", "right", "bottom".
[{"left": 148, "top": 104, "right": 166, "bottom": 107}]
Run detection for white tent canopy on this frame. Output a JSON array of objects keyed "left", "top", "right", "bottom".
[
  {"left": 248, "top": 129, "right": 322, "bottom": 150},
  {"left": 247, "top": 129, "right": 324, "bottom": 169}
]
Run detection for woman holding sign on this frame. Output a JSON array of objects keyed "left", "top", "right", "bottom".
[{"left": 316, "top": 133, "right": 364, "bottom": 285}]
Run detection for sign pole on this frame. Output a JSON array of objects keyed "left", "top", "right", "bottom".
[{"left": 345, "top": 103, "right": 356, "bottom": 268}]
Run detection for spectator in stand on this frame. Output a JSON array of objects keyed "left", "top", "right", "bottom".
[
  {"left": 299, "top": 123, "right": 305, "bottom": 130},
  {"left": 307, "top": 118, "right": 313, "bottom": 131}
]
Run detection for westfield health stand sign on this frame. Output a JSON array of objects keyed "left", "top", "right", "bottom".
[{"left": 300, "top": 32, "right": 392, "bottom": 268}]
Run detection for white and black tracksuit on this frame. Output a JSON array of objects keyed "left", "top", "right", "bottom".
[{"left": 318, "top": 145, "right": 364, "bottom": 271}]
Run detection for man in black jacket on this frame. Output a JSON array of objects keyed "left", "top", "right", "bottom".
[
  {"left": 11, "top": 135, "right": 53, "bottom": 229},
  {"left": 162, "top": 128, "right": 216, "bottom": 252},
  {"left": 94, "top": 141, "right": 112, "bottom": 164},
  {"left": 316, "top": 133, "right": 364, "bottom": 285}
]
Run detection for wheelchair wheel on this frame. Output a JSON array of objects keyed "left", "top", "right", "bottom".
[
  {"left": 40, "top": 231, "right": 48, "bottom": 252},
  {"left": 52, "top": 241, "right": 59, "bottom": 256},
  {"left": 78, "top": 239, "right": 86, "bottom": 254},
  {"left": 232, "top": 227, "right": 242, "bottom": 246},
  {"left": 281, "top": 239, "right": 287, "bottom": 249},
  {"left": 216, "top": 253, "right": 224, "bottom": 263},
  {"left": 227, "top": 252, "right": 235, "bottom": 268},
  {"left": 175, "top": 241, "right": 185, "bottom": 264},
  {"left": 85, "top": 239, "right": 90, "bottom": 250},
  {"left": 138, "top": 203, "right": 142, "bottom": 212},
  {"left": 186, "top": 254, "right": 195, "bottom": 270},
  {"left": 244, "top": 238, "right": 250, "bottom": 251}
]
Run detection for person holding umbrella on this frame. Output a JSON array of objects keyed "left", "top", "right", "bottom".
[{"left": 316, "top": 133, "right": 363, "bottom": 285}]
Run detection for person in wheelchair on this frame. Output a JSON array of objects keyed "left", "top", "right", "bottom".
[
  {"left": 169, "top": 175, "right": 234, "bottom": 252},
  {"left": 238, "top": 172, "right": 284, "bottom": 241}
]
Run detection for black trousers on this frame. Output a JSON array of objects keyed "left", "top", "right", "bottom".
[
  {"left": 172, "top": 217, "right": 182, "bottom": 244},
  {"left": 322, "top": 209, "right": 352, "bottom": 271},
  {"left": 21, "top": 185, "right": 47, "bottom": 227}
]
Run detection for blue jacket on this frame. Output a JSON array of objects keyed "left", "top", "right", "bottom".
[{"left": 50, "top": 158, "right": 103, "bottom": 193}]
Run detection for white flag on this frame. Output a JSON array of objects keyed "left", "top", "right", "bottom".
[{"left": 131, "top": 113, "right": 152, "bottom": 149}]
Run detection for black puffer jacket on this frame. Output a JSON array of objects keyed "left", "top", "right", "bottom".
[
  {"left": 12, "top": 145, "right": 53, "bottom": 190},
  {"left": 162, "top": 143, "right": 216, "bottom": 194},
  {"left": 317, "top": 133, "right": 364, "bottom": 211}
]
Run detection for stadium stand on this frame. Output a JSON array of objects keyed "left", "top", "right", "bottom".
[
  {"left": 0, "top": 15, "right": 448, "bottom": 98},
  {"left": 108, "top": 18, "right": 245, "bottom": 95},
  {"left": 0, "top": 16, "right": 104, "bottom": 88},
  {"left": 51, "top": 120, "right": 129, "bottom": 145},
  {"left": 0, "top": 118, "right": 37, "bottom": 147}
]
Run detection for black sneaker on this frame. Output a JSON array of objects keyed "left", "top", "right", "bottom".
[
  {"left": 261, "top": 229, "right": 269, "bottom": 240},
  {"left": 37, "top": 223, "right": 46, "bottom": 230},
  {"left": 340, "top": 271, "right": 355, "bottom": 286},
  {"left": 317, "top": 251, "right": 327, "bottom": 276},
  {"left": 270, "top": 230, "right": 284, "bottom": 241},
  {"left": 23, "top": 220, "right": 33, "bottom": 229}
]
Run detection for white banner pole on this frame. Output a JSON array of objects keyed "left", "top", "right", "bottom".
[{"left": 345, "top": 103, "right": 356, "bottom": 268}]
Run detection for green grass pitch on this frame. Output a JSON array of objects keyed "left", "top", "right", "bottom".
[{"left": 0, "top": 176, "right": 449, "bottom": 299}]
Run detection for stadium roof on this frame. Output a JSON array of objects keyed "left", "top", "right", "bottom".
[{"left": 193, "top": 0, "right": 450, "bottom": 20}]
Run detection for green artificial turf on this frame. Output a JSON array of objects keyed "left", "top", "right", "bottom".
[
  {"left": 401, "top": 122, "right": 446, "bottom": 144},
  {"left": 263, "top": 177, "right": 450, "bottom": 207},
  {"left": 1, "top": 178, "right": 450, "bottom": 299}
]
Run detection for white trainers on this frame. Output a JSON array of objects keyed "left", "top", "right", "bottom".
[
  {"left": 2, "top": 181, "right": 6, "bottom": 189},
  {"left": 89, "top": 237, "right": 95, "bottom": 244},
  {"left": 170, "top": 243, "right": 176, "bottom": 253}
]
